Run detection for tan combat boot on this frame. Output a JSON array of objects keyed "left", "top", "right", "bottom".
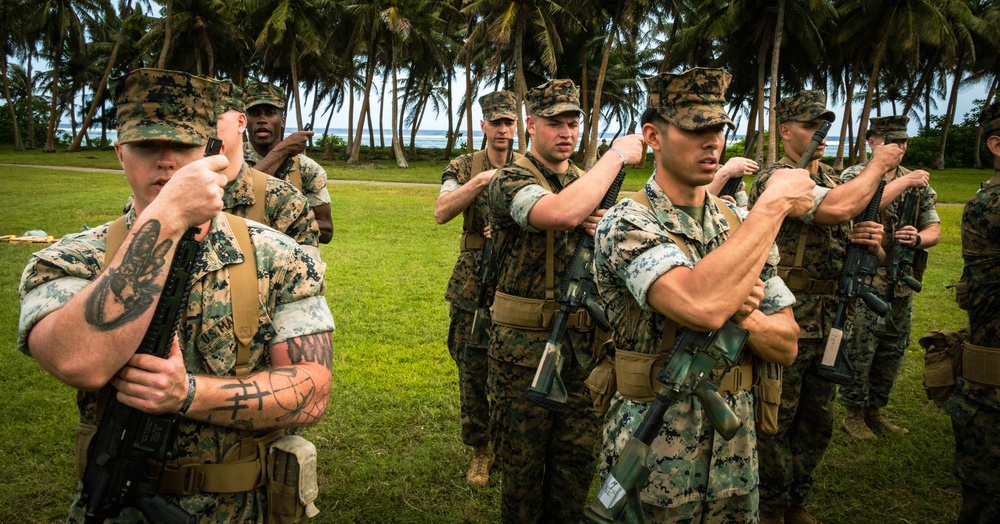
[
  {"left": 784, "top": 505, "right": 821, "bottom": 524},
  {"left": 863, "top": 407, "right": 909, "bottom": 435},
  {"left": 466, "top": 446, "right": 493, "bottom": 488},
  {"left": 842, "top": 407, "right": 875, "bottom": 440}
]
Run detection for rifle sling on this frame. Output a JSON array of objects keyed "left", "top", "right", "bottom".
[{"left": 459, "top": 151, "right": 490, "bottom": 252}]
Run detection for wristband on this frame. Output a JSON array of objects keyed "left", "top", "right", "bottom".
[
  {"left": 607, "top": 147, "right": 627, "bottom": 165},
  {"left": 914, "top": 234, "right": 922, "bottom": 249},
  {"left": 178, "top": 373, "right": 196, "bottom": 416}
]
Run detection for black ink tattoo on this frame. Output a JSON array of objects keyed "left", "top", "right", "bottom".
[
  {"left": 269, "top": 368, "right": 321, "bottom": 425},
  {"left": 284, "top": 332, "right": 332, "bottom": 369},
  {"left": 85, "top": 221, "right": 173, "bottom": 331},
  {"left": 212, "top": 380, "right": 272, "bottom": 420}
]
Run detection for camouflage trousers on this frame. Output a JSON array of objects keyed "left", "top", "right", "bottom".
[
  {"left": 758, "top": 338, "right": 835, "bottom": 513},
  {"left": 448, "top": 303, "right": 492, "bottom": 448},
  {"left": 944, "top": 381, "right": 1000, "bottom": 524},
  {"left": 488, "top": 356, "right": 599, "bottom": 524},
  {"left": 837, "top": 294, "right": 912, "bottom": 408},
  {"left": 641, "top": 490, "right": 758, "bottom": 524}
]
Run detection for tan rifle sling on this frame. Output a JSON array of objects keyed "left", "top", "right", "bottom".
[
  {"left": 287, "top": 156, "right": 303, "bottom": 192},
  {"left": 459, "top": 150, "right": 490, "bottom": 252},
  {"left": 105, "top": 213, "right": 259, "bottom": 376}
]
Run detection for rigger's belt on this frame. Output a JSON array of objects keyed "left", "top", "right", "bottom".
[
  {"left": 962, "top": 341, "right": 1000, "bottom": 387},
  {"left": 777, "top": 228, "right": 838, "bottom": 294},
  {"left": 491, "top": 291, "right": 594, "bottom": 331},
  {"left": 158, "top": 430, "right": 283, "bottom": 496},
  {"left": 614, "top": 348, "right": 755, "bottom": 402}
]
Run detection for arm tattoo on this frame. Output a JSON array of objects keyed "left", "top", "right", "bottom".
[
  {"left": 284, "top": 332, "right": 332, "bottom": 369},
  {"left": 85, "top": 220, "right": 173, "bottom": 331},
  {"left": 212, "top": 379, "right": 272, "bottom": 421}
]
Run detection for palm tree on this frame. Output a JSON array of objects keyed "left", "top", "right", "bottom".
[{"left": 0, "top": 0, "right": 28, "bottom": 149}]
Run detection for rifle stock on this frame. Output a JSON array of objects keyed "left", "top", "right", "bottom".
[
  {"left": 818, "top": 179, "right": 889, "bottom": 384},
  {"left": 526, "top": 168, "right": 625, "bottom": 411},
  {"left": 583, "top": 321, "right": 749, "bottom": 524}
]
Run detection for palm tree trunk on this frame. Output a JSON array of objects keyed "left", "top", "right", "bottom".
[
  {"left": 1, "top": 54, "right": 24, "bottom": 150},
  {"left": 347, "top": 78, "right": 354, "bottom": 152},
  {"left": 71, "top": 3, "right": 129, "bottom": 152},
  {"left": 854, "top": 50, "right": 884, "bottom": 161},
  {"left": 379, "top": 73, "right": 387, "bottom": 149},
  {"left": 349, "top": 58, "right": 377, "bottom": 164},
  {"left": 514, "top": 15, "right": 527, "bottom": 154},
  {"left": 465, "top": 52, "right": 474, "bottom": 154},
  {"left": 158, "top": 0, "right": 173, "bottom": 69},
  {"left": 44, "top": 33, "right": 65, "bottom": 153},
  {"left": 26, "top": 54, "right": 35, "bottom": 149},
  {"left": 290, "top": 47, "right": 304, "bottom": 130},
  {"left": 835, "top": 64, "right": 857, "bottom": 169},
  {"left": 766, "top": 0, "right": 785, "bottom": 166},
  {"left": 585, "top": 5, "right": 622, "bottom": 170},
  {"left": 390, "top": 49, "right": 408, "bottom": 168},
  {"left": 323, "top": 102, "right": 336, "bottom": 160},
  {"left": 579, "top": 44, "right": 589, "bottom": 163},
  {"left": 934, "top": 57, "right": 964, "bottom": 170},
  {"left": 443, "top": 73, "right": 455, "bottom": 159},
  {"left": 754, "top": 36, "right": 767, "bottom": 165}
]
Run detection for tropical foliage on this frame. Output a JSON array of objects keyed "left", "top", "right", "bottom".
[{"left": 2, "top": 0, "right": 999, "bottom": 168}]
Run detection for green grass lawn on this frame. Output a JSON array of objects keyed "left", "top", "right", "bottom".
[{"left": 0, "top": 154, "right": 986, "bottom": 522}]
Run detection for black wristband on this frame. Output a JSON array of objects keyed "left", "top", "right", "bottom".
[
  {"left": 914, "top": 234, "right": 922, "bottom": 249},
  {"left": 178, "top": 373, "right": 196, "bottom": 416}
]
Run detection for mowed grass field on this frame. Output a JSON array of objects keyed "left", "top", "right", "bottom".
[{"left": 0, "top": 147, "right": 984, "bottom": 523}]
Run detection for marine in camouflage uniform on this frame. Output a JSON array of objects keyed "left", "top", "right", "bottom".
[
  {"left": 749, "top": 90, "right": 903, "bottom": 524},
  {"left": 837, "top": 115, "right": 940, "bottom": 440},
  {"left": 244, "top": 82, "right": 333, "bottom": 244},
  {"left": 594, "top": 68, "right": 809, "bottom": 524},
  {"left": 487, "top": 79, "right": 644, "bottom": 524},
  {"left": 16, "top": 69, "right": 334, "bottom": 523},
  {"left": 434, "top": 91, "right": 520, "bottom": 487},
  {"left": 945, "top": 100, "right": 1000, "bottom": 523}
]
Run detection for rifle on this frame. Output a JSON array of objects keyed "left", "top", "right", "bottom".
[
  {"left": 818, "top": 178, "right": 889, "bottom": 385},
  {"left": 873, "top": 189, "right": 922, "bottom": 341},
  {"left": 583, "top": 321, "right": 750, "bottom": 524},
  {"left": 720, "top": 122, "right": 831, "bottom": 199},
  {"left": 526, "top": 167, "right": 626, "bottom": 411},
  {"left": 78, "top": 137, "right": 222, "bottom": 524}
]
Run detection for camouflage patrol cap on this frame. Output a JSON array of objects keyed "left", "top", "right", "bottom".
[
  {"left": 479, "top": 91, "right": 518, "bottom": 121},
  {"left": 244, "top": 81, "right": 286, "bottom": 110},
  {"left": 643, "top": 67, "right": 734, "bottom": 131},
  {"left": 775, "top": 90, "right": 835, "bottom": 124},
  {"left": 869, "top": 115, "right": 909, "bottom": 140},
  {"left": 525, "top": 79, "right": 581, "bottom": 117},
  {"left": 980, "top": 100, "right": 1000, "bottom": 136},
  {"left": 113, "top": 68, "right": 222, "bottom": 145},
  {"left": 219, "top": 82, "right": 246, "bottom": 114}
]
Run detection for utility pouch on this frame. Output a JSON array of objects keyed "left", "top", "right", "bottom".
[
  {"left": 267, "top": 435, "right": 320, "bottom": 524},
  {"left": 490, "top": 292, "right": 557, "bottom": 331},
  {"left": 918, "top": 327, "right": 968, "bottom": 406},
  {"left": 753, "top": 363, "right": 782, "bottom": 436},
  {"left": 75, "top": 422, "right": 98, "bottom": 480},
  {"left": 614, "top": 349, "right": 663, "bottom": 402},
  {"left": 585, "top": 342, "right": 617, "bottom": 417}
]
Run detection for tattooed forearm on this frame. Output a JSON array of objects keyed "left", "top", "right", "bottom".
[
  {"left": 284, "top": 332, "right": 332, "bottom": 369},
  {"left": 212, "top": 379, "right": 273, "bottom": 420},
  {"left": 85, "top": 220, "right": 173, "bottom": 331}
]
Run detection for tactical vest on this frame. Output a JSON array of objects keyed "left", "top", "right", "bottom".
[{"left": 614, "top": 188, "right": 754, "bottom": 399}]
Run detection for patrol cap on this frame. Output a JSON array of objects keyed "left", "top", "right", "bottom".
[
  {"left": 525, "top": 79, "right": 581, "bottom": 117},
  {"left": 219, "top": 82, "right": 246, "bottom": 114},
  {"left": 980, "top": 100, "right": 1000, "bottom": 136},
  {"left": 113, "top": 68, "right": 222, "bottom": 145},
  {"left": 775, "top": 90, "right": 835, "bottom": 124},
  {"left": 244, "top": 81, "right": 286, "bottom": 110},
  {"left": 643, "top": 67, "right": 734, "bottom": 131},
  {"left": 869, "top": 115, "right": 909, "bottom": 140},
  {"left": 479, "top": 91, "right": 518, "bottom": 121}
]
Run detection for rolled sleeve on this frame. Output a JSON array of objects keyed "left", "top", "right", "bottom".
[
  {"left": 797, "top": 185, "right": 831, "bottom": 224},
  {"left": 17, "top": 276, "right": 89, "bottom": 354},
  {"left": 625, "top": 242, "right": 692, "bottom": 308},
  {"left": 271, "top": 295, "right": 335, "bottom": 344},
  {"left": 759, "top": 276, "right": 796, "bottom": 315},
  {"left": 440, "top": 179, "right": 461, "bottom": 193},
  {"left": 510, "top": 184, "right": 550, "bottom": 231}
]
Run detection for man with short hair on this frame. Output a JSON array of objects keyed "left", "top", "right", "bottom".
[
  {"left": 594, "top": 67, "right": 815, "bottom": 523},
  {"left": 244, "top": 81, "right": 333, "bottom": 244},
  {"left": 433, "top": 90, "right": 521, "bottom": 487},
  {"left": 750, "top": 90, "right": 903, "bottom": 524},
  {"left": 837, "top": 115, "right": 940, "bottom": 440},
  {"left": 18, "top": 68, "right": 334, "bottom": 522},
  {"left": 948, "top": 100, "right": 1000, "bottom": 523},
  {"left": 487, "top": 79, "right": 643, "bottom": 523}
]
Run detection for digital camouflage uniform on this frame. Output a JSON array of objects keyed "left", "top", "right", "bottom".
[
  {"left": 837, "top": 116, "right": 939, "bottom": 412},
  {"left": 441, "top": 90, "right": 520, "bottom": 449},
  {"left": 487, "top": 79, "right": 598, "bottom": 524},
  {"left": 16, "top": 69, "right": 335, "bottom": 523},
  {"left": 748, "top": 90, "right": 844, "bottom": 514},
  {"left": 944, "top": 102, "right": 1000, "bottom": 523}
]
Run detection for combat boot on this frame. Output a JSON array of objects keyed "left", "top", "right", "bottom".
[
  {"left": 759, "top": 508, "right": 784, "bottom": 524},
  {"left": 784, "top": 505, "right": 821, "bottom": 524},
  {"left": 863, "top": 407, "right": 909, "bottom": 435},
  {"left": 842, "top": 407, "right": 875, "bottom": 440},
  {"left": 466, "top": 445, "right": 493, "bottom": 488}
]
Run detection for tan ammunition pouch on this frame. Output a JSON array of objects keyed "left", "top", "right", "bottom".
[
  {"left": 918, "top": 327, "right": 968, "bottom": 405},
  {"left": 962, "top": 341, "right": 1000, "bottom": 387},
  {"left": 777, "top": 228, "right": 838, "bottom": 294},
  {"left": 753, "top": 362, "right": 782, "bottom": 435},
  {"left": 75, "top": 422, "right": 98, "bottom": 480},
  {"left": 585, "top": 338, "right": 617, "bottom": 417},
  {"left": 267, "top": 435, "right": 321, "bottom": 523},
  {"left": 159, "top": 430, "right": 283, "bottom": 496}
]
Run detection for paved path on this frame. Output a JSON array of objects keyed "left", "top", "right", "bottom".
[{"left": 0, "top": 163, "right": 439, "bottom": 187}]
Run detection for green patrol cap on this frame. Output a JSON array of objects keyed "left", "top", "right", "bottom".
[
  {"left": 644, "top": 67, "right": 734, "bottom": 131},
  {"left": 980, "top": 100, "right": 1000, "bottom": 136},
  {"left": 869, "top": 115, "right": 909, "bottom": 140},
  {"left": 479, "top": 90, "right": 518, "bottom": 121},
  {"left": 244, "top": 81, "right": 286, "bottom": 110},
  {"left": 219, "top": 82, "right": 245, "bottom": 114},
  {"left": 525, "top": 79, "right": 581, "bottom": 117},
  {"left": 775, "top": 90, "right": 835, "bottom": 124},
  {"left": 113, "top": 68, "right": 222, "bottom": 145}
]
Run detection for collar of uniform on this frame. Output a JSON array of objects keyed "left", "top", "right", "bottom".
[
  {"left": 223, "top": 162, "right": 255, "bottom": 208},
  {"left": 525, "top": 151, "right": 578, "bottom": 191},
  {"left": 643, "top": 174, "right": 732, "bottom": 247}
]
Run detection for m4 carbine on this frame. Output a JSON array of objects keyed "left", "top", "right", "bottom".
[
  {"left": 526, "top": 167, "right": 625, "bottom": 411},
  {"left": 818, "top": 178, "right": 889, "bottom": 385},
  {"left": 874, "top": 189, "right": 922, "bottom": 341},
  {"left": 583, "top": 321, "right": 750, "bottom": 524},
  {"left": 78, "top": 137, "right": 222, "bottom": 524}
]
